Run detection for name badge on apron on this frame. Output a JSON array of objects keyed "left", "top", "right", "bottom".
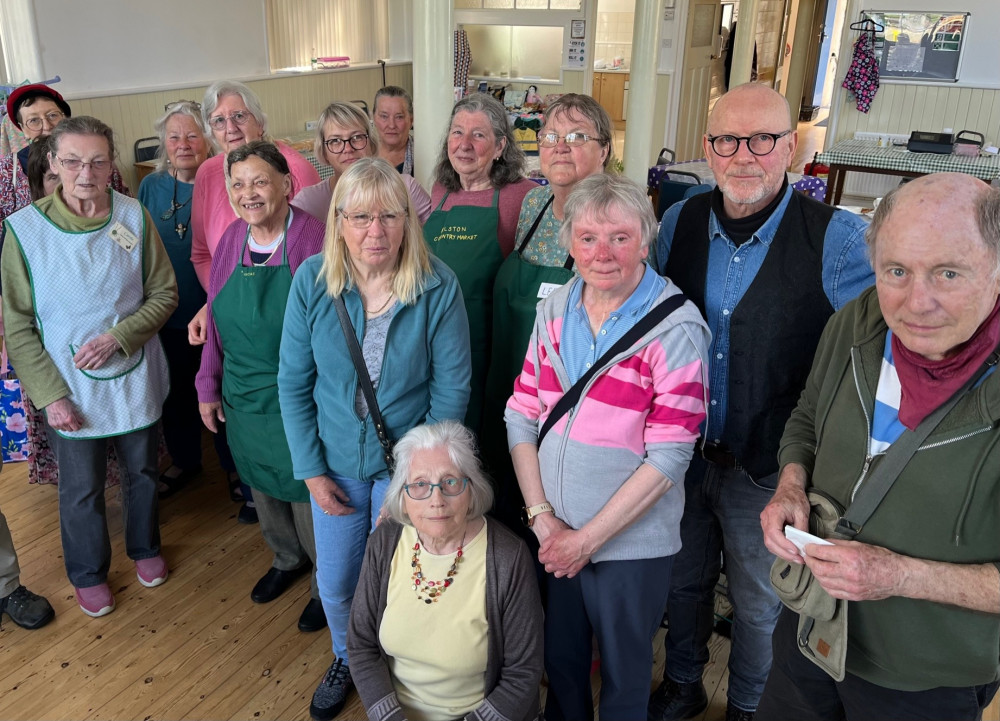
[
  {"left": 109, "top": 222, "right": 139, "bottom": 252},
  {"left": 537, "top": 281, "right": 563, "bottom": 299}
]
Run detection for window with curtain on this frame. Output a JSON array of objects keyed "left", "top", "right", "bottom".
[
  {"left": 0, "top": 0, "right": 43, "bottom": 86},
  {"left": 265, "top": 0, "right": 391, "bottom": 71}
]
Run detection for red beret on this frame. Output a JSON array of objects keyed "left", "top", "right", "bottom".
[{"left": 6, "top": 84, "right": 71, "bottom": 130}]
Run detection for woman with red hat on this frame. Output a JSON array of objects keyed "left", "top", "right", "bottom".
[{"left": 0, "top": 84, "right": 129, "bottom": 225}]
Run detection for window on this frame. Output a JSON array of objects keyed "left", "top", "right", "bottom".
[
  {"left": 456, "top": 0, "right": 581, "bottom": 9},
  {"left": 265, "top": 0, "right": 391, "bottom": 72}
]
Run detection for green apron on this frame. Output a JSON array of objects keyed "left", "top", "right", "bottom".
[
  {"left": 214, "top": 223, "right": 308, "bottom": 503},
  {"left": 423, "top": 188, "right": 504, "bottom": 434},
  {"left": 480, "top": 195, "right": 574, "bottom": 517}
]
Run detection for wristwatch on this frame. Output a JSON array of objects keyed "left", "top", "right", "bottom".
[{"left": 521, "top": 502, "right": 554, "bottom": 527}]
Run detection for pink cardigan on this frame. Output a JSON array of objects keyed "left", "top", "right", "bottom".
[{"left": 189, "top": 141, "right": 320, "bottom": 289}]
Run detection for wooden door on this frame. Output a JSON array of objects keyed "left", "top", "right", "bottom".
[{"left": 675, "top": 0, "right": 722, "bottom": 160}]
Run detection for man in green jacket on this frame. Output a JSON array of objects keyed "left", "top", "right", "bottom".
[{"left": 758, "top": 172, "right": 1000, "bottom": 719}]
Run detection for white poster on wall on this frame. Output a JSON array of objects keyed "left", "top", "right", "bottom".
[{"left": 567, "top": 37, "right": 586, "bottom": 69}]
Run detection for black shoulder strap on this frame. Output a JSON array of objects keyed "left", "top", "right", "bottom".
[
  {"left": 333, "top": 294, "right": 395, "bottom": 472},
  {"left": 835, "top": 343, "right": 1000, "bottom": 538},
  {"left": 537, "top": 291, "right": 690, "bottom": 447}
]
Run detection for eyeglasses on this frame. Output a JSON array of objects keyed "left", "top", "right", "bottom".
[
  {"left": 323, "top": 133, "right": 369, "bottom": 154},
  {"left": 165, "top": 100, "right": 201, "bottom": 112},
  {"left": 340, "top": 210, "right": 407, "bottom": 229},
  {"left": 537, "top": 131, "right": 599, "bottom": 148},
  {"left": 55, "top": 156, "right": 112, "bottom": 173},
  {"left": 23, "top": 111, "right": 65, "bottom": 132},
  {"left": 706, "top": 131, "right": 792, "bottom": 157},
  {"left": 404, "top": 477, "right": 469, "bottom": 500},
  {"left": 208, "top": 110, "right": 254, "bottom": 131}
]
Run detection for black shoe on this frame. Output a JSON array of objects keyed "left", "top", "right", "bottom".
[
  {"left": 298, "top": 598, "right": 328, "bottom": 632},
  {"left": 310, "top": 658, "right": 353, "bottom": 721},
  {"left": 726, "top": 703, "right": 755, "bottom": 721},
  {"left": 0, "top": 585, "right": 55, "bottom": 630},
  {"left": 237, "top": 502, "right": 258, "bottom": 525},
  {"left": 228, "top": 472, "right": 244, "bottom": 502},
  {"left": 158, "top": 465, "right": 201, "bottom": 498},
  {"left": 250, "top": 564, "right": 310, "bottom": 604},
  {"left": 648, "top": 678, "right": 708, "bottom": 721}
]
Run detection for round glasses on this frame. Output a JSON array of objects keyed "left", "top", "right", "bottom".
[
  {"left": 536, "top": 131, "right": 598, "bottom": 148},
  {"left": 324, "top": 133, "right": 369, "bottom": 154},
  {"left": 706, "top": 131, "right": 792, "bottom": 157},
  {"left": 404, "top": 477, "right": 469, "bottom": 500},
  {"left": 23, "top": 111, "right": 65, "bottom": 132},
  {"left": 208, "top": 110, "right": 254, "bottom": 131},
  {"left": 339, "top": 210, "right": 407, "bottom": 229}
]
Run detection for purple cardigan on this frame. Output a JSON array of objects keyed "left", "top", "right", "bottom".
[{"left": 195, "top": 208, "right": 325, "bottom": 403}]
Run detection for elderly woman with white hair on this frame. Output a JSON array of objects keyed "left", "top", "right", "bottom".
[{"left": 348, "top": 420, "right": 543, "bottom": 721}]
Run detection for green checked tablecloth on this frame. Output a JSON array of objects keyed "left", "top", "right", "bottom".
[{"left": 817, "top": 139, "right": 1000, "bottom": 181}]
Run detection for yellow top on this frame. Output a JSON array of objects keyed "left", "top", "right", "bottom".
[{"left": 379, "top": 520, "right": 489, "bottom": 721}]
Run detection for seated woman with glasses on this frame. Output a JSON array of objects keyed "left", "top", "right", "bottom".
[
  {"left": 278, "top": 158, "right": 471, "bottom": 721},
  {"left": 348, "top": 420, "right": 543, "bottom": 721},
  {"left": 292, "top": 101, "right": 431, "bottom": 225}
]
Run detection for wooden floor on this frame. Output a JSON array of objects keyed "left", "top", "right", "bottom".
[{"left": 0, "top": 435, "right": 734, "bottom": 720}]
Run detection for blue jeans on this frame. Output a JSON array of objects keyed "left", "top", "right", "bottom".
[
  {"left": 311, "top": 472, "right": 389, "bottom": 661},
  {"left": 664, "top": 454, "right": 781, "bottom": 712},
  {"left": 546, "top": 555, "right": 674, "bottom": 721},
  {"left": 47, "top": 422, "right": 161, "bottom": 588}
]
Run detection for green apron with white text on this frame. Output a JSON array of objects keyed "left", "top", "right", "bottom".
[
  {"left": 423, "top": 189, "right": 504, "bottom": 434},
  {"left": 213, "top": 231, "right": 307, "bottom": 503}
]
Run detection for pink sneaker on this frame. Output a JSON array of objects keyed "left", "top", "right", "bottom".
[
  {"left": 75, "top": 583, "right": 116, "bottom": 617},
  {"left": 136, "top": 555, "right": 169, "bottom": 588}
]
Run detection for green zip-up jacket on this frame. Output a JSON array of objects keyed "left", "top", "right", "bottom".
[{"left": 779, "top": 285, "right": 1000, "bottom": 692}]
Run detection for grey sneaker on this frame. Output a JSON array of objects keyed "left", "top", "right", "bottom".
[
  {"left": 310, "top": 658, "right": 353, "bottom": 721},
  {"left": 0, "top": 585, "right": 55, "bottom": 629}
]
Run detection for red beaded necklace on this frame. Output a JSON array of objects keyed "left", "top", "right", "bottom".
[{"left": 411, "top": 532, "right": 466, "bottom": 604}]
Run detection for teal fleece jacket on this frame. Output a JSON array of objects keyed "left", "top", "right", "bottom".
[
  {"left": 779, "top": 285, "right": 1000, "bottom": 691},
  {"left": 278, "top": 254, "right": 471, "bottom": 482}
]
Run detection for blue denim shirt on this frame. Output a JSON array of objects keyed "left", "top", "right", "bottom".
[{"left": 655, "top": 184, "right": 873, "bottom": 442}]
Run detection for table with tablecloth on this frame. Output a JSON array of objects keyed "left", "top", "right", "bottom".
[{"left": 817, "top": 139, "right": 1000, "bottom": 205}]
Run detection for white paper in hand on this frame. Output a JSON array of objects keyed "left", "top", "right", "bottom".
[{"left": 784, "top": 525, "right": 834, "bottom": 555}]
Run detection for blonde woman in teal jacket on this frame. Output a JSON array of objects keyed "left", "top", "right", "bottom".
[{"left": 278, "top": 158, "right": 471, "bottom": 721}]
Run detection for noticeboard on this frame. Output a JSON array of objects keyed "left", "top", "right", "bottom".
[{"left": 863, "top": 10, "right": 969, "bottom": 81}]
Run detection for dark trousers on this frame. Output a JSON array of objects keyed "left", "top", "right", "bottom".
[
  {"left": 48, "top": 422, "right": 161, "bottom": 588},
  {"left": 757, "top": 607, "right": 1000, "bottom": 721},
  {"left": 545, "top": 555, "right": 674, "bottom": 721},
  {"left": 159, "top": 328, "right": 202, "bottom": 471}
]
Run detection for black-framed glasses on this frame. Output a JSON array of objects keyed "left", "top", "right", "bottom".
[
  {"left": 55, "top": 156, "right": 111, "bottom": 172},
  {"left": 208, "top": 110, "right": 254, "bottom": 131},
  {"left": 706, "top": 131, "right": 792, "bottom": 157},
  {"left": 536, "top": 131, "right": 598, "bottom": 148},
  {"left": 23, "top": 111, "right": 65, "bottom": 132},
  {"left": 323, "top": 133, "right": 369, "bottom": 154},
  {"left": 339, "top": 210, "right": 407, "bottom": 229},
  {"left": 165, "top": 100, "right": 201, "bottom": 112},
  {"left": 404, "top": 477, "right": 469, "bottom": 500}
]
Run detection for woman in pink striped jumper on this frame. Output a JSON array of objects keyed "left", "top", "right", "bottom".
[{"left": 504, "top": 173, "right": 711, "bottom": 721}]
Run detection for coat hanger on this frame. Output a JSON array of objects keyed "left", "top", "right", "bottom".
[{"left": 850, "top": 16, "right": 884, "bottom": 34}]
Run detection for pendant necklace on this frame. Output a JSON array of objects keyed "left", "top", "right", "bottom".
[
  {"left": 411, "top": 528, "right": 468, "bottom": 604},
  {"left": 160, "top": 170, "right": 191, "bottom": 239}
]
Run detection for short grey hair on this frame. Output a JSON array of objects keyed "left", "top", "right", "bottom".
[
  {"left": 225, "top": 140, "right": 290, "bottom": 180},
  {"left": 374, "top": 85, "right": 413, "bottom": 116},
  {"left": 558, "top": 173, "right": 657, "bottom": 251},
  {"left": 867, "top": 178, "right": 1000, "bottom": 277},
  {"left": 433, "top": 92, "right": 526, "bottom": 192},
  {"left": 202, "top": 80, "right": 268, "bottom": 148},
  {"left": 543, "top": 93, "right": 614, "bottom": 170},
  {"left": 313, "top": 101, "right": 376, "bottom": 164},
  {"left": 50, "top": 115, "right": 116, "bottom": 160},
  {"left": 153, "top": 101, "right": 212, "bottom": 174},
  {"left": 383, "top": 421, "right": 494, "bottom": 526}
]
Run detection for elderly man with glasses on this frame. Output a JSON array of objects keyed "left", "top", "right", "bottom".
[{"left": 649, "top": 83, "right": 874, "bottom": 721}]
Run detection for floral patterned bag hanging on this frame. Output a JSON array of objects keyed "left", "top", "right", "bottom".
[{"left": 1, "top": 342, "right": 29, "bottom": 463}]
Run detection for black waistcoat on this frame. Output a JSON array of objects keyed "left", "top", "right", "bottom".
[{"left": 664, "top": 190, "right": 836, "bottom": 479}]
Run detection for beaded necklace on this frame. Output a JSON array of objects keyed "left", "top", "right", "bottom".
[
  {"left": 160, "top": 171, "right": 192, "bottom": 240},
  {"left": 411, "top": 530, "right": 466, "bottom": 604}
]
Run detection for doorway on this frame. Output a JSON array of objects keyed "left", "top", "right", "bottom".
[{"left": 594, "top": 0, "right": 634, "bottom": 161}]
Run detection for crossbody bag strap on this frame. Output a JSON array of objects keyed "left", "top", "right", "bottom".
[
  {"left": 835, "top": 344, "right": 1000, "bottom": 539},
  {"left": 332, "top": 294, "right": 395, "bottom": 472},
  {"left": 536, "top": 291, "right": 689, "bottom": 447}
]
